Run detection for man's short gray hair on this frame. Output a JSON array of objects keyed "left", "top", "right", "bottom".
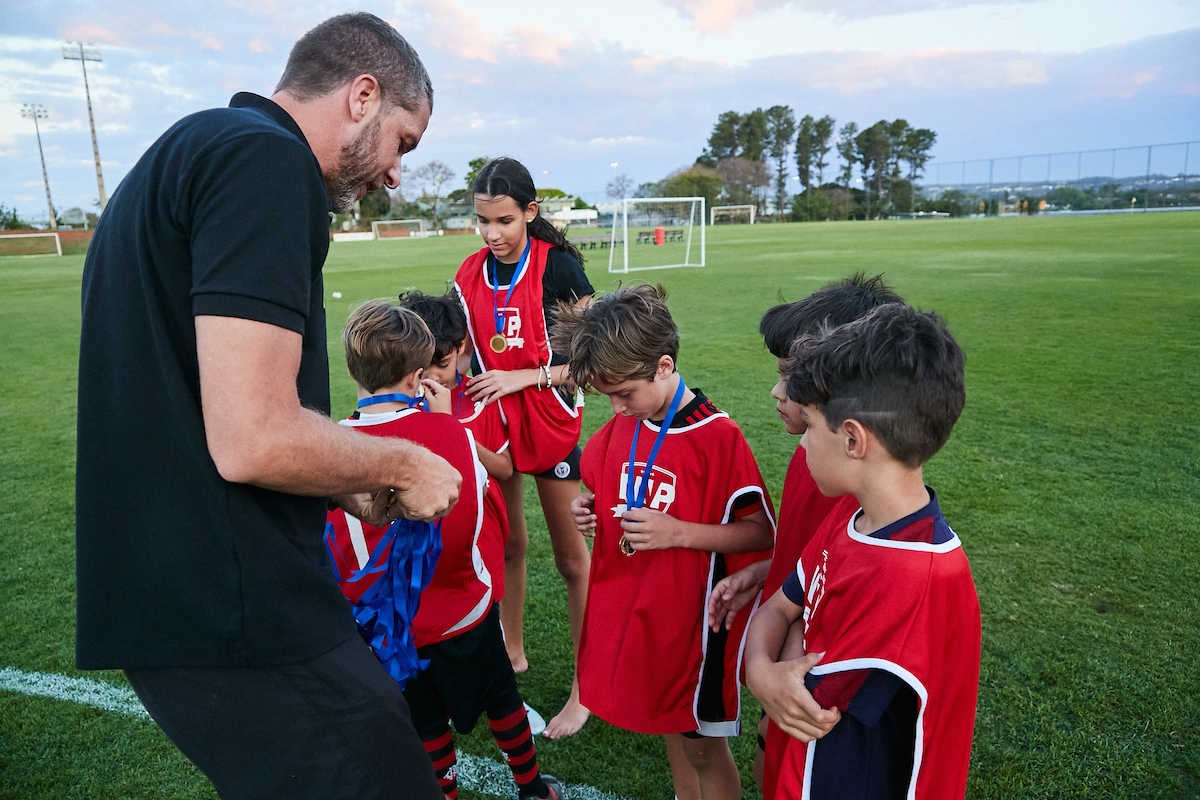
[{"left": 275, "top": 13, "right": 433, "bottom": 113}]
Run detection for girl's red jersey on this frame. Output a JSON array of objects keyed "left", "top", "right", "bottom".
[
  {"left": 324, "top": 409, "right": 500, "bottom": 648},
  {"left": 454, "top": 237, "right": 582, "bottom": 474},
  {"left": 578, "top": 402, "right": 775, "bottom": 736}
]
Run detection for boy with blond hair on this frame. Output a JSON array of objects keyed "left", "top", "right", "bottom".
[
  {"left": 555, "top": 284, "right": 775, "bottom": 800},
  {"left": 326, "top": 300, "right": 561, "bottom": 800},
  {"left": 745, "top": 303, "right": 981, "bottom": 800}
]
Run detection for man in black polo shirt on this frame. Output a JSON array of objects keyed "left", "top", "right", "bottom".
[{"left": 76, "top": 14, "right": 456, "bottom": 799}]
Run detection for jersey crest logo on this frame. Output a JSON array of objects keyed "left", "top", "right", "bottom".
[
  {"left": 612, "top": 463, "right": 677, "bottom": 516},
  {"left": 802, "top": 548, "right": 830, "bottom": 650},
  {"left": 498, "top": 306, "right": 525, "bottom": 349}
]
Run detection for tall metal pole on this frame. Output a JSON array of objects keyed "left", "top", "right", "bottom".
[
  {"left": 21, "top": 104, "right": 57, "bottom": 231},
  {"left": 63, "top": 41, "right": 107, "bottom": 210},
  {"left": 1145, "top": 145, "right": 1152, "bottom": 210}
]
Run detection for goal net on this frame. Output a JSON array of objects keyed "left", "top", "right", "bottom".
[
  {"left": 608, "top": 197, "right": 706, "bottom": 274},
  {"left": 0, "top": 232, "right": 61, "bottom": 257},
  {"left": 371, "top": 219, "right": 429, "bottom": 238},
  {"left": 710, "top": 204, "right": 756, "bottom": 225}
]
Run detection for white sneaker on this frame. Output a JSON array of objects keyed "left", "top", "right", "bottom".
[{"left": 524, "top": 703, "right": 547, "bottom": 736}]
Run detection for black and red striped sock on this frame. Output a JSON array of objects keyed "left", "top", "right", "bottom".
[
  {"left": 488, "top": 705, "right": 548, "bottom": 798},
  {"left": 421, "top": 724, "right": 459, "bottom": 799}
]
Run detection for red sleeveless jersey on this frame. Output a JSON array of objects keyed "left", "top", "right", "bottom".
[
  {"left": 763, "top": 496, "right": 981, "bottom": 800},
  {"left": 578, "top": 406, "right": 775, "bottom": 735},
  {"left": 451, "top": 378, "right": 511, "bottom": 600},
  {"left": 324, "top": 409, "right": 499, "bottom": 647},
  {"left": 762, "top": 448, "right": 847, "bottom": 600},
  {"left": 454, "top": 237, "right": 582, "bottom": 474}
]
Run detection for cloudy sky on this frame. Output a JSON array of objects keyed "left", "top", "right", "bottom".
[{"left": 2, "top": 0, "right": 1197, "bottom": 220}]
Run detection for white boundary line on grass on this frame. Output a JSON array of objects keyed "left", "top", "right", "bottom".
[{"left": 0, "top": 667, "right": 629, "bottom": 800}]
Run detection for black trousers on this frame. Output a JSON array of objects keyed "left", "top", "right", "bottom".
[{"left": 126, "top": 635, "right": 442, "bottom": 800}]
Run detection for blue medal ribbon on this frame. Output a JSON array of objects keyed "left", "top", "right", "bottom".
[
  {"left": 491, "top": 238, "right": 532, "bottom": 336},
  {"left": 324, "top": 517, "right": 443, "bottom": 688},
  {"left": 357, "top": 393, "right": 428, "bottom": 412},
  {"left": 625, "top": 379, "right": 687, "bottom": 510}
]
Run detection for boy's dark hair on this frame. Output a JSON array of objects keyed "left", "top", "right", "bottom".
[
  {"left": 275, "top": 13, "right": 433, "bottom": 113},
  {"left": 474, "top": 157, "right": 586, "bottom": 266},
  {"left": 787, "top": 303, "right": 965, "bottom": 467},
  {"left": 760, "top": 272, "right": 905, "bottom": 358},
  {"left": 399, "top": 290, "right": 467, "bottom": 364},
  {"left": 342, "top": 299, "right": 435, "bottom": 393},
  {"left": 551, "top": 284, "right": 678, "bottom": 391}
]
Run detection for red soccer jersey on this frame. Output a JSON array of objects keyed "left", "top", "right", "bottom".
[
  {"left": 454, "top": 238, "right": 582, "bottom": 474},
  {"left": 451, "top": 377, "right": 510, "bottom": 600},
  {"left": 763, "top": 491, "right": 982, "bottom": 800},
  {"left": 324, "top": 409, "right": 500, "bottom": 648},
  {"left": 762, "top": 448, "right": 847, "bottom": 600},
  {"left": 578, "top": 397, "right": 775, "bottom": 736}
]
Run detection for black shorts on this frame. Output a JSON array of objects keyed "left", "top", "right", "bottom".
[
  {"left": 125, "top": 635, "right": 441, "bottom": 800},
  {"left": 534, "top": 445, "right": 582, "bottom": 481},
  {"left": 403, "top": 604, "right": 523, "bottom": 737}
]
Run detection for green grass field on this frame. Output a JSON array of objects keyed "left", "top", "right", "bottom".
[{"left": 1, "top": 213, "right": 1198, "bottom": 798}]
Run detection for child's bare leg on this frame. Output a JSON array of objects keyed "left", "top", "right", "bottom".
[
  {"left": 753, "top": 714, "right": 768, "bottom": 791},
  {"left": 665, "top": 734, "right": 701, "bottom": 800},
  {"left": 534, "top": 474, "right": 592, "bottom": 738},
  {"left": 499, "top": 471, "right": 529, "bottom": 673},
  {"left": 675, "top": 733, "right": 741, "bottom": 800}
]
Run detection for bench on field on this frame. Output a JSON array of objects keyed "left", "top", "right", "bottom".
[
  {"left": 571, "top": 235, "right": 615, "bottom": 250},
  {"left": 635, "top": 229, "right": 685, "bottom": 244}
]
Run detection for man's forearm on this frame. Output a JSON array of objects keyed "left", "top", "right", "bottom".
[{"left": 224, "top": 404, "right": 439, "bottom": 497}]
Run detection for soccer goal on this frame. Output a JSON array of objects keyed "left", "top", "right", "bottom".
[
  {"left": 371, "top": 219, "right": 429, "bottom": 239},
  {"left": 0, "top": 232, "right": 62, "bottom": 257},
  {"left": 608, "top": 197, "right": 706, "bottom": 274},
  {"left": 710, "top": 204, "right": 756, "bottom": 225}
]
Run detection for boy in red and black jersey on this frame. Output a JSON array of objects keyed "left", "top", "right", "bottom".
[
  {"left": 744, "top": 303, "right": 981, "bottom": 800},
  {"left": 705, "top": 274, "right": 907, "bottom": 789},
  {"left": 325, "top": 300, "right": 561, "bottom": 800},
  {"left": 554, "top": 284, "right": 775, "bottom": 800}
]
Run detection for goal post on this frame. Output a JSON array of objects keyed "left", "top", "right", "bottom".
[
  {"left": 710, "top": 204, "right": 756, "bottom": 225},
  {"left": 608, "top": 197, "right": 706, "bottom": 274},
  {"left": 371, "top": 219, "right": 429, "bottom": 238},
  {"left": 0, "top": 232, "right": 62, "bottom": 257}
]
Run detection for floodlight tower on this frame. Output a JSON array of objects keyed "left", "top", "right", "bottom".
[
  {"left": 20, "top": 104, "right": 58, "bottom": 232},
  {"left": 63, "top": 41, "right": 107, "bottom": 210}
]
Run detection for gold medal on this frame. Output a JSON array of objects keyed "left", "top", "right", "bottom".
[
  {"left": 619, "top": 535, "right": 635, "bottom": 557},
  {"left": 490, "top": 333, "right": 507, "bottom": 353}
]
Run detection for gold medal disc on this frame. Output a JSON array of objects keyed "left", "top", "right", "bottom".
[
  {"left": 489, "top": 333, "right": 507, "bottom": 353},
  {"left": 619, "top": 536, "right": 636, "bottom": 557}
]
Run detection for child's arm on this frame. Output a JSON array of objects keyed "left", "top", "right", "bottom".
[
  {"left": 707, "top": 558, "right": 770, "bottom": 631},
  {"left": 744, "top": 589, "right": 841, "bottom": 742},
  {"left": 618, "top": 505, "right": 773, "bottom": 554},
  {"left": 474, "top": 442, "right": 513, "bottom": 481}
]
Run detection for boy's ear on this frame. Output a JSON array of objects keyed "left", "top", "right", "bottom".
[
  {"left": 655, "top": 354, "right": 675, "bottom": 380},
  {"left": 841, "top": 418, "right": 870, "bottom": 460}
]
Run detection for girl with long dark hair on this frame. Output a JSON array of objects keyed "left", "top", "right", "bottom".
[{"left": 453, "top": 157, "right": 592, "bottom": 738}]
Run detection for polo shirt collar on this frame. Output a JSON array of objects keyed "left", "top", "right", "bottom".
[{"left": 228, "top": 92, "right": 311, "bottom": 150}]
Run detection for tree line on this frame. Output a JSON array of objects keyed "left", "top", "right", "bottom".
[{"left": 622, "top": 107, "right": 938, "bottom": 221}]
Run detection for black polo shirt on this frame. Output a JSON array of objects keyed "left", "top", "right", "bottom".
[{"left": 76, "top": 93, "right": 356, "bottom": 669}]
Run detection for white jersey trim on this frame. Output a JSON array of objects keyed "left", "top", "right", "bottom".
[
  {"left": 801, "top": 657, "right": 929, "bottom": 800},
  {"left": 640, "top": 409, "right": 728, "bottom": 436},
  {"left": 345, "top": 513, "right": 370, "bottom": 569},
  {"left": 442, "top": 427, "right": 493, "bottom": 637},
  {"left": 845, "top": 510, "right": 962, "bottom": 554}
]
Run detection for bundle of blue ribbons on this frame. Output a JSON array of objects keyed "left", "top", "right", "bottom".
[{"left": 324, "top": 516, "right": 442, "bottom": 688}]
